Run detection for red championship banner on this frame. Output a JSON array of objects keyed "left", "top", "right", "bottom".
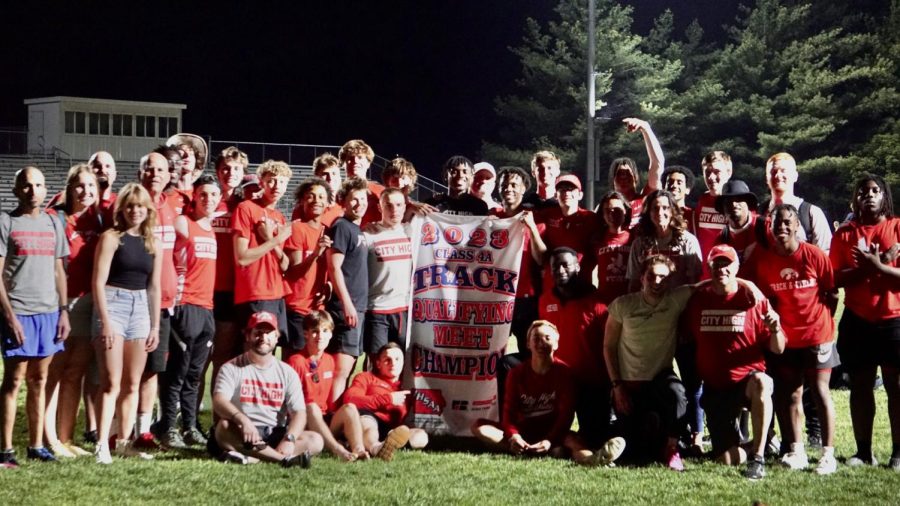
[{"left": 407, "top": 213, "right": 525, "bottom": 436}]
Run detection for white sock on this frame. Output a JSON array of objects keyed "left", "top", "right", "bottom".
[
  {"left": 823, "top": 446, "right": 834, "bottom": 456},
  {"left": 137, "top": 412, "right": 153, "bottom": 435}
]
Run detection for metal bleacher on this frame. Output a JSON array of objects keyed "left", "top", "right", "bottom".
[{"left": 0, "top": 138, "right": 447, "bottom": 215}]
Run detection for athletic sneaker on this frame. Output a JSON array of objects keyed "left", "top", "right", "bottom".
[
  {"left": 0, "top": 449, "right": 19, "bottom": 468},
  {"left": 847, "top": 454, "right": 878, "bottom": 467},
  {"left": 591, "top": 437, "right": 627, "bottom": 467},
  {"left": 222, "top": 450, "right": 250, "bottom": 466},
  {"left": 132, "top": 432, "right": 159, "bottom": 450},
  {"left": 95, "top": 441, "right": 112, "bottom": 465},
  {"left": 182, "top": 427, "right": 208, "bottom": 447},
  {"left": 744, "top": 455, "right": 766, "bottom": 481},
  {"left": 888, "top": 457, "right": 900, "bottom": 472},
  {"left": 160, "top": 428, "right": 187, "bottom": 450},
  {"left": 83, "top": 430, "right": 99, "bottom": 444},
  {"left": 281, "top": 451, "right": 312, "bottom": 469},
  {"left": 780, "top": 443, "right": 809, "bottom": 470},
  {"left": 64, "top": 443, "right": 92, "bottom": 457},
  {"left": 114, "top": 439, "right": 154, "bottom": 460},
  {"left": 27, "top": 447, "right": 58, "bottom": 462},
  {"left": 815, "top": 453, "right": 838, "bottom": 475},
  {"left": 376, "top": 425, "right": 411, "bottom": 462},
  {"left": 664, "top": 446, "right": 685, "bottom": 472},
  {"left": 49, "top": 440, "right": 77, "bottom": 458}
]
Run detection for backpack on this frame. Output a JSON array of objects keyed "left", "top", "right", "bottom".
[{"left": 753, "top": 199, "right": 813, "bottom": 248}]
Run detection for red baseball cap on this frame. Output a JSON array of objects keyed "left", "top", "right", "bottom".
[
  {"left": 246, "top": 311, "right": 278, "bottom": 331},
  {"left": 707, "top": 244, "right": 739, "bottom": 265},
  {"left": 555, "top": 174, "right": 582, "bottom": 191}
]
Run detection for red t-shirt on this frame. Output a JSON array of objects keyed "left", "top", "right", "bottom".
[
  {"left": 830, "top": 217, "right": 900, "bottom": 322},
  {"left": 287, "top": 351, "right": 336, "bottom": 413},
  {"left": 211, "top": 196, "right": 240, "bottom": 292},
  {"left": 154, "top": 193, "right": 178, "bottom": 310},
  {"left": 714, "top": 214, "right": 760, "bottom": 263},
  {"left": 741, "top": 242, "right": 834, "bottom": 348},
  {"left": 283, "top": 221, "right": 328, "bottom": 314},
  {"left": 491, "top": 208, "right": 544, "bottom": 298},
  {"left": 231, "top": 199, "right": 287, "bottom": 305},
  {"left": 593, "top": 228, "right": 633, "bottom": 304},
  {"left": 63, "top": 206, "right": 104, "bottom": 297},
  {"left": 502, "top": 360, "right": 577, "bottom": 444},
  {"left": 291, "top": 203, "right": 343, "bottom": 227},
  {"left": 538, "top": 207, "right": 599, "bottom": 286},
  {"left": 538, "top": 288, "right": 609, "bottom": 385},
  {"left": 343, "top": 371, "right": 407, "bottom": 427},
  {"left": 693, "top": 192, "right": 727, "bottom": 278},
  {"left": 167, "top": 188, "right": 192, "bottom": 216},
  {"left": 684, "top": 283, "right": 773, "bottom": 390},
  {"left": 175, "top": 217, "right": 217, "bottom": 309},
  {"left": 361, "top": 181, "right": 384, "bottom": 227}
]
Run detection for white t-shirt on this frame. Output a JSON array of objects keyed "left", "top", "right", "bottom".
[{"left": 362, "top": 219, "right": 418, "bottom": 312}]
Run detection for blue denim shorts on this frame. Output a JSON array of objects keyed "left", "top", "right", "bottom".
[{"left": 93, "top": 286, "right": 151, "bottom": 341}]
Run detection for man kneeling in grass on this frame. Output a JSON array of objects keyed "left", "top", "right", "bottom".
[
  {"left": 343, "top": 343, "right": 428, "bottom": 460},
  {"left": 287, "top": 311, "right": 369, "bottom": 461},
  {"left": 472, "top": 321, "right": 625, "bottom": 466},
  {"left": 210, "top": 311, "right": 323, "bottom": 466}
]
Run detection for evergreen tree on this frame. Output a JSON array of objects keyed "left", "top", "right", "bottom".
[{"left": 481, "top": 0, "right": 682, "bottom": 192}]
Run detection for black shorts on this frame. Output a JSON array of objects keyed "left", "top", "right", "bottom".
[
  {"left": 213, "top": 291, "right": 235, "bottom": 322},
  {"left": 327, "top": 306, "right": 365, "bottom": 357},
  {"left": 363, "top": 310, "right": 408, "bottom": 356},
  {"left": 146, "top": 310, "right": 172, "bottom": 374},
  {"left": 236, "top": 300, "right": 288, "bottom": 346},
  {"left": 837, "top": 309, "right": 900, "bottom": 371},
  {"left": 700, "top": 372, "right": 759, "bottom": 455},
  {"left": 285, "top": 310, "right": 307, "bottom": 353},
  {"left": 358, "top": 410, "right": 392, "bottom": 440},
  {"left": 768, "top": 342, "right": 840, "bottom": 374},
  {"left": 208, "top": 423, "right": 286, "bottom": 458}
]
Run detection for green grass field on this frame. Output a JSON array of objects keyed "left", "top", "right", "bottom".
[
  {"left": 3, "top": 295, "right": 900, "bottom": 505},
  {"left": 1, "top": 379, "right": 899, "bottom": 505}
]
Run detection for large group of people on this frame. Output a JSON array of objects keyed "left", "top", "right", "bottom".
[{"left": 1, "top": 122, "right": 898, "bottom": 482}]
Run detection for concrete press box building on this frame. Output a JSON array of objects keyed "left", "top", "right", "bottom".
[{"left": 24, "top": 96, "right": 187, "bottom": 162}]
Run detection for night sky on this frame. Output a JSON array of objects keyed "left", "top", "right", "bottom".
[{"left": 1, "top": 1, "right": 738, "bottom": 180}]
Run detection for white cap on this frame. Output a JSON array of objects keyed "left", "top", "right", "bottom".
[{"left": 473, "top": 162, "right": 496, "bottom": 178}]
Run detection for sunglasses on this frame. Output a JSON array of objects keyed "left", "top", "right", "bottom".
[{"left": 309, "top": 360, "right": 320, "bottom": 384}]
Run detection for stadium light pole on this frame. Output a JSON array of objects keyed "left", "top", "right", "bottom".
[{"left": 585, "top": 0, "right": 597, "bottom": 210}]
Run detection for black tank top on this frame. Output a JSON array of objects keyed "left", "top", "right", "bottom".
[{"left": 107, "top": 233, "right": 153, "bottom": 290}]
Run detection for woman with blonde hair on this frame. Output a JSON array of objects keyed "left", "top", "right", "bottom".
[
  {"left": 91, "top": 183, "right": 162, "bottom": 464},
  {"left": 44, "top": 164, "right": 105, "bottom": 458}
]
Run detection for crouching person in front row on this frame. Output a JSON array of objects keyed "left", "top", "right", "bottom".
[
  {"left": 472, "top": 321, "right": 625, "bottom": 466},
  {"left": 210, "top": 311, "right": 323, "bottom": 466},
  {"left": 343, "top": 343, "right": 429, "bottom": 460}
]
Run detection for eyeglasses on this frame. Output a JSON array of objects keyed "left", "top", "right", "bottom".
[{"left": 309, "top": 360, "right": 320, "bottom": 384}]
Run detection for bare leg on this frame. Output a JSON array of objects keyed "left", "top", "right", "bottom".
[
  {"left": 746, "top": 372, "right": 775, "bottom": 459},
  {"left": 95, "top": 336, "right": 123, "bottom": 443},
  {"left": 807, "top": 369, "right": 836, "bottom": 448},
  {"left": 331, "top": 353, "right": 357, "bottom": 402},
  {"left": 330, "top": 404, "right": 366, "bottom": 457},
  {"left": 1, "top": 358, "right": 27, "bottom": 449},
  {"left": 56, "top": 337, "right": 93, "bottom": 443},
  {"left": 118, "top": 340, "right": 149, "bottom": 439},
  {"left": 24, "top": 356, "right": 53, "bottom": 448}
]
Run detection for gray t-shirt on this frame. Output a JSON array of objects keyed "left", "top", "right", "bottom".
[
  {"left": 0, "top": 211, "right": 69, "bottom": 315},
  {"left": 214, "top": 353, "right": 305, "bottom": 429}
]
